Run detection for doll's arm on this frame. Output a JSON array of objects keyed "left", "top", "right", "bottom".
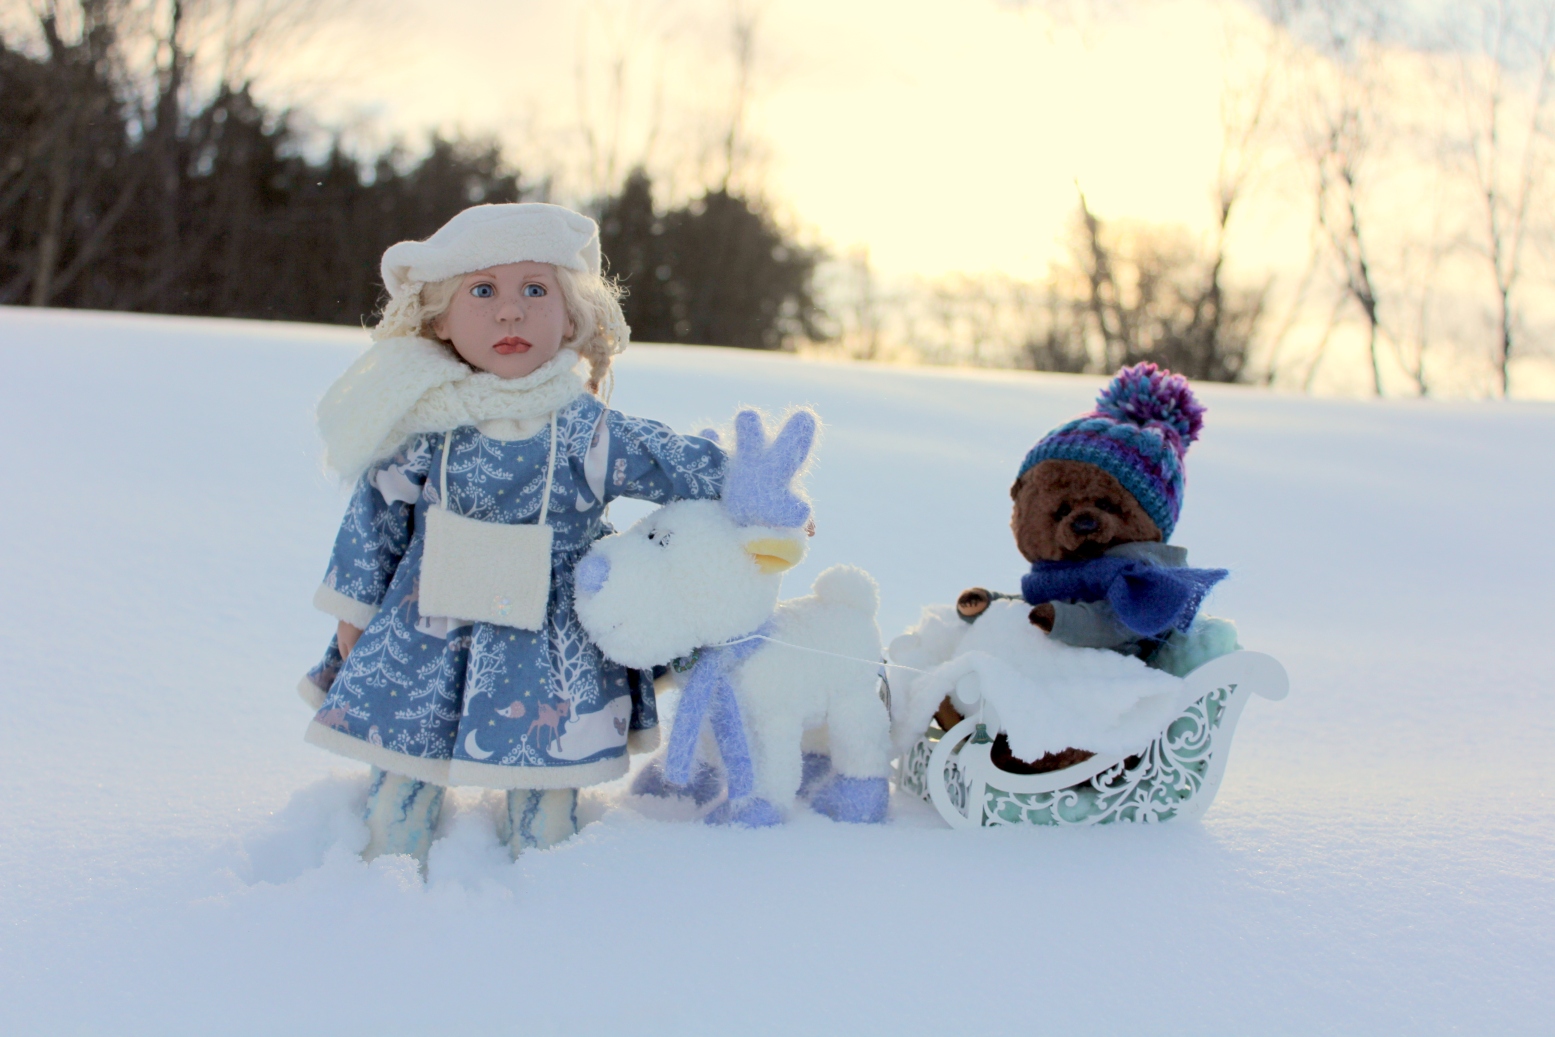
[
  {"left": 585, "top": 409, "right": 726, "bottom": 506},
  {"left": 313, "top": 436, "right": 432, "bottom": 629}
]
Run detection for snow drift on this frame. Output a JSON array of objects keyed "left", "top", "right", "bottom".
[{"left": 1, "top": 306, "right": 1552, "bottom": 1037}]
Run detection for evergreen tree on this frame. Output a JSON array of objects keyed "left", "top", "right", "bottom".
[
  {"left": 598, "top": 169, "right": 824, "bottom": 349},
  {"left": 2, "top": 13, "right": 820, "bottom": 349}
]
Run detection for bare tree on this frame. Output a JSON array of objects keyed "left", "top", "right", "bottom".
[
  {"left": 1312, "top": 101, "right": 1388, "bottom": 395},
  {"left": 2, "top": 0, "right": 351, "bottom": 309},
  {"left": 2, "top": 0, "right": 521, "bottom": 324},
  {"left": 1446, "top": 0, "right": 1555, "bottom": 396},
  {"left": 718, "top": 0, "right": 762, "bottom": 191},
  {"left": 840, "top": 247, "right": 883, "bottom": 360},
  {"left": 1072, "top": 188, "right": 1261, "bottom": 382},
  {"left": 1294, "top": 1, "right": 1412, "bottom": 396},
  {"left": 571, "top": 0, "right": 677, "bottom": 200}
]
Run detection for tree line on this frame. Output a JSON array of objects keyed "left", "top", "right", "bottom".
[
  {"left": 24, "top": 0, "right": 1534, "bottom": 392},
  {"left": 832, "top": 0, "right": 1555, "bottom": 396},
  {"left": 834, "top": 195, "right": 1264, "bottom": 386},
  {"left": 0, "top": 2, "right": 822, "bottom": 350}
]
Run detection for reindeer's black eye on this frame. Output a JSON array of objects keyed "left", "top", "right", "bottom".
[
  {"left": 1053, "top": 503, "right": 1072, "bottom": 521},
  {"left": 646, "top": 530, "right": 656, "bottom": 541},
  {"left": 1095, "top": 498, "right": 1122, "bottom": 515}
]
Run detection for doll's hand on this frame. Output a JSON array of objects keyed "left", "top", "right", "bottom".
[
  {"left": 1028, "top": 603, "right": 1056, "bottom": 632},
  {"left": 337, "top": 620, "right": 364, "bottom": 658},
  {"left": 805, "top": 517, "right": 816, "bottom": 537}
]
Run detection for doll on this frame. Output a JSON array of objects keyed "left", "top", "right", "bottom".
[
  {"left": 950, "top": 363, "right": 1236, "bottom": 772},
  {"left": 297, "top": 203, "right": 726, "bottom": 865}
]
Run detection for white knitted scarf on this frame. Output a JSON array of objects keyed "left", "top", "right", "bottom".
[{"left": 317, "top": 336, "right": 586, "bottom": 480}]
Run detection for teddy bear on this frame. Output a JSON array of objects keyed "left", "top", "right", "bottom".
[{"left": 944, "top": 363, "right": 1233, "bottom": 774}]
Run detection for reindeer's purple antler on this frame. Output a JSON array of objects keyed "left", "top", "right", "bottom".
[{"left": 721, "top": 409, "right": 816, "bottom": 528}]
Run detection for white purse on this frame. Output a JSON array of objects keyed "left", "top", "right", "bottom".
[{"left": 418, "top": 414, "right": 558, "bottom": 630}]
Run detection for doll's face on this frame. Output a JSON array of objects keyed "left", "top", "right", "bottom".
[
  {"left": 433, "top": 262, "right": 575, "bottom": 379},
  {"left": 1010, "top": 459, "right": 1161, "bottom": 562}
]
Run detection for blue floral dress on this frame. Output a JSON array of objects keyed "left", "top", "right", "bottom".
[{"left": 299, "top": 393, "right": 725, "bottom": 789}]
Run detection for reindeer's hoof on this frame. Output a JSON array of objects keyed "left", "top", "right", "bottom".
[
  {"left": 811, "top": 776, "right": 889, "bottom": 824},
  {"left": 705, "top": 796, "right": 783, "bottom": 828},
  {"left": 684, "top": 763, "right": 724, "bottom": 806},
  {"left": 629, "top": 759, "right": 673, "bottom": 798},
  {"left": 797, "top": 752, "right": 832, "bottom": 799},
  {"left": 630, "top": 760, "right": 723, "bottom": 806}
]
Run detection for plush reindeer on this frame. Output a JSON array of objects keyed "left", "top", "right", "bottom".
[{"left": 573, "top": 409, "right": 892, "bottom": 826}]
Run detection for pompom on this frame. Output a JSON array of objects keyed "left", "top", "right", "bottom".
[{"left": 1093, "top": 362, "right": 1205, "bottom": 448}]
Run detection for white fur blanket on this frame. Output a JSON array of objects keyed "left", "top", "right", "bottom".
[{"left": 892, "top": 600, "right": 1190, "bottom": 760}]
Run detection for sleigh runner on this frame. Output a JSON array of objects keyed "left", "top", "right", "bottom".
[{"left": 895, "top": 650, "right": 1288, "bottom": 828}]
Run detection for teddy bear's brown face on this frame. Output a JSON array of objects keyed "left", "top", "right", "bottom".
[{"left": 1010, "top": 459, "right": 1161, "bottom": 563}]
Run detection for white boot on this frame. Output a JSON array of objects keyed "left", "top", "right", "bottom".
[
  {"left": 504, "top": 787, "right": 579, "bottom": 857},
  {"left": 362, "top": 767, "right": 445, "bottom": 867}
]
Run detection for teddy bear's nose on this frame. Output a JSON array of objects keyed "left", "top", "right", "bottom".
[{"left": 1070, "top": 513, "right": 1101, "bottom": 535}]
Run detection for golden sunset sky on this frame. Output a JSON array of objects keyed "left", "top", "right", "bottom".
[
  {"left": 152, "top": 0, "right": 1553, "bottom": 395},
  {"left": 282, "top": 0, "right": 1275, "bottom": 281}
]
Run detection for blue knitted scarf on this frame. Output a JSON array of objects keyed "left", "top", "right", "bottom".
[
  {"left": 663, "top": 622, "right": 771, "bottom": 799},
  {"left": 1020, "top": 556, "right": 1228, "bottom": 636}
]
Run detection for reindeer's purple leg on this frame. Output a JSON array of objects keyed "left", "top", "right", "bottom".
[
  {"left": 630, "top": 757, "right": 673, "bottom": 797},
  {"left": 810, "top": 776, "right": 890, "bottom": 824},
  {"left": 810, "top": 687, "right": 892, "bottom": 822},
  {"left": 707, "top": 680, "right": 755, "bottom": 800},
  {"left": 631, "top": 757, "right": 723, "bottom": 806},
  {"left": 664, "top": 661, "right": 718, "bottom": 787},
  {"left": 797, "top": 753, "right": 833, "bottom": 799},
  {"left": 704, "top": 796, "right": 783, "bottom": 828}
]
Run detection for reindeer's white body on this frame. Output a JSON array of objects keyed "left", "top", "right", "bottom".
[
  {"left": 714, "top": 565, "right": 890, "bottom": 809},
  {"left": 575, "top": 408, "right": 893, "bottom": 823}
]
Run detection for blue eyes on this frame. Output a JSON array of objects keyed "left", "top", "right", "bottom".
[{"left": 469, "top": 283, "right": 546, "bottom": 299}]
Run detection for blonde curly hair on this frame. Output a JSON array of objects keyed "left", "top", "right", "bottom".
[{"left": 371, "top": 265, "right": 629, "bottom": 394}]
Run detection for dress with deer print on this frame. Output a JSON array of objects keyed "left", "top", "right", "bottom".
[{"left": 300, "top": 392, "right": 725, "bottom": 789}]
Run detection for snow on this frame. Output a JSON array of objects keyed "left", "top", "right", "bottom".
[{"left": 1, "top": 305, "right": 1551, "bottom": 1036}]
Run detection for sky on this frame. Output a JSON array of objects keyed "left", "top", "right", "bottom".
[
  {"left": 12, "top": 0, "right": 1542, "bottom": 396},
  {"left": 276, "top": 0, "right": 1256, "bottom": 281}
]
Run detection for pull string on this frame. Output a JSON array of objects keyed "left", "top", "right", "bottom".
[
  {"left": 703, "top": 633, "right": 929, "bottom": 674},
  {"left": 537, "top": 411, "right": 557, "bottom": 526}
]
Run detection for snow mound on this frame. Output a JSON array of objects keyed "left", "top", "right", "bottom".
[{"left": 1, "top": 307, "right": 1552, "bottom": 1036}]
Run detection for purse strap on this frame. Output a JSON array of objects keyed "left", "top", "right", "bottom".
[{"left": 439, "top": 412, "right": 559, "bottom": 526}]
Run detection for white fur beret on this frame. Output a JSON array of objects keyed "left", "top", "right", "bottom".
[{"left": 380, "top": 202, "right": 601, "bottom": 293}]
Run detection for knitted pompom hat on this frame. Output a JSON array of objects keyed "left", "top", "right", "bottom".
[
  {"left": 380, "top": 202, "right": 601, "bottom": 295},
  {"left": 1017, "top": 363, "right": 1207, "bottom": 540}
]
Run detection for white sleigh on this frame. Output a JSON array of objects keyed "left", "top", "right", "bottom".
[{"left": 895, "top": 650, "right": 1288, "bottom": 828}]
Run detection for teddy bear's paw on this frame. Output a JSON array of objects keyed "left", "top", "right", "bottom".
[
  {"left": 704, "top": 796, "right": 784, "bottom": 828},
  {"left": 796, "top": 752, "right": 832, "bottom": 799},
  {"left": 810, "top": 775, "right": 890, "bottom": 824}
]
